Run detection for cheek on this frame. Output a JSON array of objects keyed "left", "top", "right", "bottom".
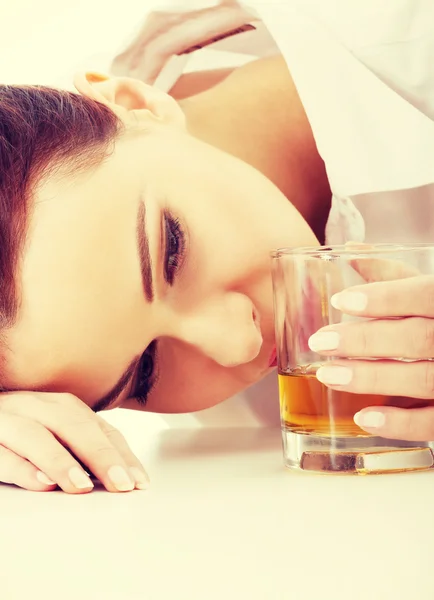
[
  {"left": 146, "top": 339, "right": 253, "bottom": 413},
  {"left": 173, "top": 200, "right": 273, "bottom": 301}
]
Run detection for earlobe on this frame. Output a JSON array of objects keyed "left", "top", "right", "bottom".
[{"left": 73, "top": 71, "right": 186, "bottom": 130}]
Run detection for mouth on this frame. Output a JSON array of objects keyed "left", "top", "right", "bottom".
[{"left": 268, "top": 344, "right": 277, "bottom": 368}]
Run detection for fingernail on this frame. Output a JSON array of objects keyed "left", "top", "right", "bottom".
[
  {"left": 331, "top": 291, "right": 367, "bottom": 313},
  {"left": 36, "top": 471, "right": 56, "bottom": 486},
  {"left": 69, "top": 467, "right": 94, "bottom": 490},
  {"left": 108, "top": 466, "right": 135, "bottom": 492},
  {"left": 354, "top": 411, "right": 386, "bottom": 429},
  {"left": 308, "top": 331, "right": 340, "bottom": 352},
  {"left": 317, "top": 365, "right": 353, "bottom": 386},
  {"left": 130, "top": 467, "right": 150, "bottom": 490}
]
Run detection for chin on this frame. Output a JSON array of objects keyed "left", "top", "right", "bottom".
[{"left": 234, "top": 360, "right": 273, "bottom": 390}]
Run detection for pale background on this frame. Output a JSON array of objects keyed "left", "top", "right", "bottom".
[
  {"left": 0, "top": 0, "right": 248, "bottom": 89},
  {"left": 1, "top": 0, "right": 147, "bottom": 86}
]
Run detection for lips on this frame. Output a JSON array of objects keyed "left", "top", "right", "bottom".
[{"left": 268, "top": 345, "right": 277, "bottom": 368}]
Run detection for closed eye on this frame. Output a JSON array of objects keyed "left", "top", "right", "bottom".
[
  {"left": 130, "top": 340, "right": 158, "bottom": 406},
  {"left": 163, "top": 210, "right": 186, "bottom": 286}
]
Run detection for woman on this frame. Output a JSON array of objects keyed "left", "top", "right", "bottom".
[
  {"left": 0, "top": 55, "right": 328, "bottom": 493},
  {"left": 1, "top": 0, "right": 434, "bottom": 494}
]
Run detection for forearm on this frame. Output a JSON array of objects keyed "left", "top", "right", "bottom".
[{"left": 168, "top": 67, "right": 236, "bottom": 100}]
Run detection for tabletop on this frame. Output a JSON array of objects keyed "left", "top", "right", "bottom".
[{"left": 1, "top": 407, "right": 433, "bottom": 600}]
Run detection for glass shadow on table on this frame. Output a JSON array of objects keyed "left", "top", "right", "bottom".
[{"left": 154, "top": 427, "right": 282, "bottom": 461}]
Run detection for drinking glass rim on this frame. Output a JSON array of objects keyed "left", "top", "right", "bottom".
[{"left": 270, "top": 242, "right": 434, "bottom": 259}]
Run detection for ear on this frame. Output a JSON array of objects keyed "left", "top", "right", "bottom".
[{"left": 73, "top": 72, "right": 186, "bottom": 130}]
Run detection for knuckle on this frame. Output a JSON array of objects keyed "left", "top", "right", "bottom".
[
  {"left": 0, "top": 414, "right": 29, "bottom": 441},
  {"left": 420, "top": 410, "right": 434, "bottom": 439},
  {"left": 46, "top": 450, "right": 70, "bottom": 471},
  {"left": 89, "top": 445, "right": 118, "bottom": 464},
  {"left": 353, "top": 322, "right": 370, "bottom": 355},
  {"left": 59, "top": 417, "right": 97, "bottom": 438},
  {"left": 418, "top": 408, "right": 434, "bottom": 440},
  {"left": 96, "top": 418, "right": 131, "bottom": 451},
  {"left": 421, "top": 277, "right": 434, "bottom": 314},
  {"left": 422, "top": 362, "right": 434, "bottom": 398},
  {"left": 353, "top": 361, "right": 381, "bottom": 394},
  {"left": 382, "top": 285, "right": 397, "bottom": 313},
  {"left": 401, "top": 408, "right": 434, "bottom": 441},
  {"left": 41, "top": 392, "right": 79, "bottom": 410},
  {"left": 102, "top": 426, "right": 122, "bottom": 442},
  {"left": 105, "top": 429, "right": 127, "bottom": 449},
  {"left": 58, "top": 392, "right": 80, "bottom": 407},
  {"left": 361, "top": 361, "right": 382, "bottom": 395},
  {"left": 402, "top": 411, "right": 421, "bottom": 440},
  {"left": 96, "top": 416, "right": 119, "bottom": 436},
  {"left": 417, "top": 318, "right": 434, "bottom": 356}
]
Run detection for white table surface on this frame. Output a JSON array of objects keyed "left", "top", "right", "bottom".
[{"left": 1, "top": 408, "right": 433, "bottom": 600}]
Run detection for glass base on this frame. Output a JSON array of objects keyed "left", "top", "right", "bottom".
[{"left": 282, "top": 427, "right": 434, "bottom": 475}]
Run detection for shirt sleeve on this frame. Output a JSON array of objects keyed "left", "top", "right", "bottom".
[{"left": 247, "top": 0, "right": 434, "bottom": 197}]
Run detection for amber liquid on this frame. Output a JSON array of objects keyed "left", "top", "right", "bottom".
[{"left": 279, "top": 367, "right": 432, "bottom": 437}]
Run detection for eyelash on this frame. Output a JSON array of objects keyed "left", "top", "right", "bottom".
[
  {"left": 164, "top": 211, "right": 186, "bottom": 285},
  {"left": 133, "top": 341, "right": 158, "bottom": 406}
]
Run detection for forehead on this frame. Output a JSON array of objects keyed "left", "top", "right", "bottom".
[{"left": 3, "top": 139, "right": 144, "bottom": 395}]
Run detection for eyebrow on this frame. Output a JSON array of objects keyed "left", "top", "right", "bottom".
[{"left": 137, "top": 198, "right": 154, "bottom": 302}]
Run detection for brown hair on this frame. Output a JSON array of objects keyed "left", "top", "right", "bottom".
[{"left": 0, "top": 85, "right": 123, "bottom": 333}]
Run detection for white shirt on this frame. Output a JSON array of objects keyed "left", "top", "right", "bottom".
[{"left": 248, "top": 0, "right": 434, "bottom": 246}]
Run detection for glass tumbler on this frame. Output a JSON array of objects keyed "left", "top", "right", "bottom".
[{"left": 271, "top": 244, "right": 434, "bottom": 475}]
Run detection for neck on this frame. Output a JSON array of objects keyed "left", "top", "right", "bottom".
[{"left": 178, "top": 57, "right": 331, "bottom": 243}]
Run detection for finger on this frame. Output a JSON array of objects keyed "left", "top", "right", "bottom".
[
  {"left": 112, "top": 12, "right": 171, "bottom": 66},
  {"left": 96, "top": 416, "right": 150, "bottom": 490},
  {"left": 316, "top": 359, "right": 434, "bottom": 399},
  {"left": 354, "top": 406, "right": 434, "bottom": 442},
  {"left": 132, "top": 5, "right": 251, "bottom": 82},
  {"left": 0, "top": 444, "right": 57, "bottom": 492},
  {"left": 309, "top": 316, "right": 434, "bottom": 359},
  {"left": 2, "top": 392, "right": 137, "bottom": 493},
  {"left": 55, "top": 418, "right": 136, "bottom": 493},
  {"left": 41, "top": 415, "right": 136, "bottom": 493},
  {"left": 0, "top": 412, "right": 94, "bottom": 494},
  {"left": 350, "top": 257, "right": 419, "bottom": 283},
  {"left": 331, "top": 275, "right": 434, "bottom": 318},
  {"left": 132, "top": 49, "right": 167, "bottom": 87},
  {"left": 111, "top": 13, "right": 174, "bottom": 80},
  {"left": 343, "top": 241, "right": 420, "bottom": 281}
]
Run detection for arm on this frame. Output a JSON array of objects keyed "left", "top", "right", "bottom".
[
  {"left": 110, "top": 2, "right": 257, "bottom": 89},
  {"left": 168, "top": 67, "right": 236, "bottom": 100}
]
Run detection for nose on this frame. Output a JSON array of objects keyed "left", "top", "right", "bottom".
[{"left": 172, "top": 292, "right": 263, "bottom": 367}]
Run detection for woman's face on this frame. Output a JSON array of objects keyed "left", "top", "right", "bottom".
[{"left": 4, "top": 76, "right": 317, "bottom": 413}]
